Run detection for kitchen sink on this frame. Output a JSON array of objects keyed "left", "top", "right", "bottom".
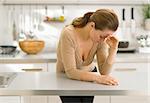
[{"left": 0, "top": 73, "right": 17, "bottom": 88}]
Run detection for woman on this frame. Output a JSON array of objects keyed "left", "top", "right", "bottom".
[{"left": 56, "top": 9, "right": 119, "bottom": 103}]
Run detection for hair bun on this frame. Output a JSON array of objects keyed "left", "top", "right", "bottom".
[{"left": 83, "top": 12, "right": 94, "bottom": 22}]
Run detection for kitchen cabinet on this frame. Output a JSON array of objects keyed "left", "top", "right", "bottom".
[
  {"left": 0, "top": 63, "right": 47, "bottom": 72},
  {"left": 3, "top": 0, "right": 78, "bottom": 4},
  {"left": 110, "top": 63, "right": 149, "bottom": 103},
  {"left": 0, "top": 96, "right": 20, "bottom": 103},
  {"left": 3, "top": 0, "right": 148, "bottom": 5},
  {"left": 48, "top": 96, "right": 61, "bottom": 103},
  {"left": 78, "top": 0, "right": 148, "bottom": 4},
  {"left": 21, "top": 96, "right": 48, "bottom": 103},
  {"left": 93, "top": 96, "right": 110, "bottom": 103},
  {"left": 30, "top": 96, "right": 48, "bottom": 103},
  {"left": 111, "top": 96, "right": 149, "bottom": 103}
]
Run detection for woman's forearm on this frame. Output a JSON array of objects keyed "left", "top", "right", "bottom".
[
  {"left": 65, "top": 69, "right": 99, "bottom": 82},
  {"left": 107, "top": 48, "right": 118, "bottom": 64},
  {"left": 100, "top": 48, "right": 118, "bottom": 75}
]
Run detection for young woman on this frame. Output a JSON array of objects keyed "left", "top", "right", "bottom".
[{"left": 56, "top": 9, "right": 119, "bottom": 103}]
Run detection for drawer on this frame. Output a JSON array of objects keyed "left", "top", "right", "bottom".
[
  {"left": 0, "top": 96, "right": 20, "bottom": 103},
  {"left": 0, "top": 63, "right": 47, "bottom": 72},
  {"left": 111, "top": 63, "right": 148, "bottom": 73}
]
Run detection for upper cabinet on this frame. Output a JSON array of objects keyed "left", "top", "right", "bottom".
[
  {"left": 2, "top": 0, "right": 149, "bottom": 5},
  {"left": 78, "top": 0, "right": 149, "bottom": 5},
  {"left": 3, "top": 0, "right": 78, "bottom": 4}
]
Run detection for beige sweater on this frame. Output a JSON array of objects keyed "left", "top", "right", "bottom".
[{"left": 56, "top": 25, "right": 114, "bottom": 82}]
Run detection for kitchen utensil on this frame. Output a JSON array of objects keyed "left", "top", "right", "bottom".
[
  {"left": 0, "top": 46, "right": 17, "bottom": 54},
  {"left": 19, "top": 40, "right": 45, "bottom": 54},
  {"left": 38, "top": 6, "right": 44, "bottom": 31},
  {"left": 121, "top": 8, "right": 127, "bottom": 39},
  {"left": 18, "top": 6, "right": 26, "bottom": 41},
  {"left": 12, "top": 5, "right": 17, "bottom": 41},
  {"left": 130, "top": 7, "right": 136, "bottom": 35}
]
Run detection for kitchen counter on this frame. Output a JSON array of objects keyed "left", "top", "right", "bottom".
[
  {"left": 0, "top": 52, "right": 149, "bottom": 63},
  {"left": 0, "top": 72, "right": 148, "bottom": 96}
]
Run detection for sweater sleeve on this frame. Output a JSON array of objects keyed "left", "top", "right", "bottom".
[
  {"left": 60, "top": 29, "right": 98, "bottom": 82},
  {"left": 96, "top": 42, "right": 113, "bottom": 75}
]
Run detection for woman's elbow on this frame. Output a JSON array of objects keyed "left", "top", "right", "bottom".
[{"left": 65, "top": 69, "right": 81, "bottom": 80}]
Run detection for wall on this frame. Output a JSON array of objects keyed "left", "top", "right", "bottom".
[{"left": 0, "top": 3, "right": 147, "bottom": 52}]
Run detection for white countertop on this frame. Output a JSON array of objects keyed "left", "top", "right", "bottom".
[
  {"left": 0, "top": 51, "right": 149, "bottom": 63},
  {"left": 0, "top": 72, "right": 148, "bottom": 96}
]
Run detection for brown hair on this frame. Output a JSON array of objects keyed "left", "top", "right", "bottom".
[{"left": 72, "top": 9, "right": 119, "bottom": 31}]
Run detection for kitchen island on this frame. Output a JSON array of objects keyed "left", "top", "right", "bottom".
[
  {"left": 0, "top": 72, "right": 148, "bottom": 96},
  {"left": 0, "top": 52, "right": 149, "bottom": 103}
]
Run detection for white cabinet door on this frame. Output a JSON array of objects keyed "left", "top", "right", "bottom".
[
  {"left": 30, "top": 96, "right": 48, "bottom": 103},
  {"left": 93, "top": 96, "right": 110, "bottom": 103},
  {"left": 111, "top": 96, "right": 149, "bottom": 103},
  {"left": 48, "top": 96, "right": 61, "bottom": 103},
  {"left": 0, "top": 63, "right": 47, "bottom": 72},
  {"left": 48, "top": 63, "right": 56, "bottom": 73},
  {"left": 0, "top": 96, "right": 20, "bottom": 103},
  {"left": 21, "top": 96, "right": 48, "bottom": 103}
]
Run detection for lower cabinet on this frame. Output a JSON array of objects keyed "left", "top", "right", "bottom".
[
  {"left": 93, "top": 96, "right": 110, "bottom": 103},
  {"left": 0, "top": 96, "right": 20, "bottom": 103},
  {"left": 21, "top": 96, "right": 48, "bottom": 103},
  {"left": 111, "top": 96, "right": 150, "bottom": 103},
  {"left": 48, "top": 96, "right": 61, "bottom": 103}
]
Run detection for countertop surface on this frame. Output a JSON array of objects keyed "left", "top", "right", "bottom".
[
  {"left": 0, "top": 72, "right": 148, "bottom": 96},
  {"left": 0, "top": 51, "right": 149, "bottom": 63}
]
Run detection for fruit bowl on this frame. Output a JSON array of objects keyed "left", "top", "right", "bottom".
[{"left": 19, "top": 40, "right": 45, "bottom": 54}]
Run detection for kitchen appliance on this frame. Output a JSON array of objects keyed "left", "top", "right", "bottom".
[
  {"left": 0, "top": 45, "right": 17, "bottom": 54},
  {"left": 117, "top": 41, "right": 137, "bottom": 53},
  {"left": 118, "top": 41, "right": 129, "bottom": 48},
  {"left": 0, "top": 45, "right": 19, "bottom": 57},
  {"left": 117, "top": 8, "right": 137, "bottom": 53}
]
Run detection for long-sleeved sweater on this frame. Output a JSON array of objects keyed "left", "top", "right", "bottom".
[{"left": 56, "top": 25, "right": 116, "bottom": 82}]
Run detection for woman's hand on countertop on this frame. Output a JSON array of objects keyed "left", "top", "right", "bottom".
[{"left": 95, "top": 75, "right": 119, "bottom": 86}]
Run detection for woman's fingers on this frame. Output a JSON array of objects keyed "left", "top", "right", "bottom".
[{"left": 96, "top": 75, "right": 119, "bottom": 86}]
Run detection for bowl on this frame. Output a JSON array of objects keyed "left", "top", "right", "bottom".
[{"left": 19, "top": 40, "right": 45, "bottom": 54}]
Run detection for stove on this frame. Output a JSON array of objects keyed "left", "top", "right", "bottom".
[{"left": 0, "top": 50, "right": 20, "bottom": 57}]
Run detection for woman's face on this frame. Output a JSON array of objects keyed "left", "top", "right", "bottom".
[{"left": 90, "top": 28, "right": 114, "bottom": 43}]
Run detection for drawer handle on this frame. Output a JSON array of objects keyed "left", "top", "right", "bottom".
[
  {"left": 22, "top": 68, "right": 43, "bottom": 72},
  {"left": 114, "top": 68, "right": 137, "bottom": 72}
]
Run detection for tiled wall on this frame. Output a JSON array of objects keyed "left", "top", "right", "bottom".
[{"left": 0, "top": 4, "right": 146, "bottom": 52}]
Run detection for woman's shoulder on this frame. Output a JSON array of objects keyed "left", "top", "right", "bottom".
[{"left": 61, "top": 25, "right": 76, "bottom": 41}]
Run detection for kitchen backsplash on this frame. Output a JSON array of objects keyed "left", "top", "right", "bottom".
[{"left": 0, "top": 4, "right": 149, "bottom": 52}]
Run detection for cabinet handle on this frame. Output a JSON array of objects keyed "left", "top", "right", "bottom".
[
  {"left": 114, "top": 68, "right": 137, "bottom": 72},
  {"left": 21, "top": 68, "right": 43, "bottom": 72}
]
